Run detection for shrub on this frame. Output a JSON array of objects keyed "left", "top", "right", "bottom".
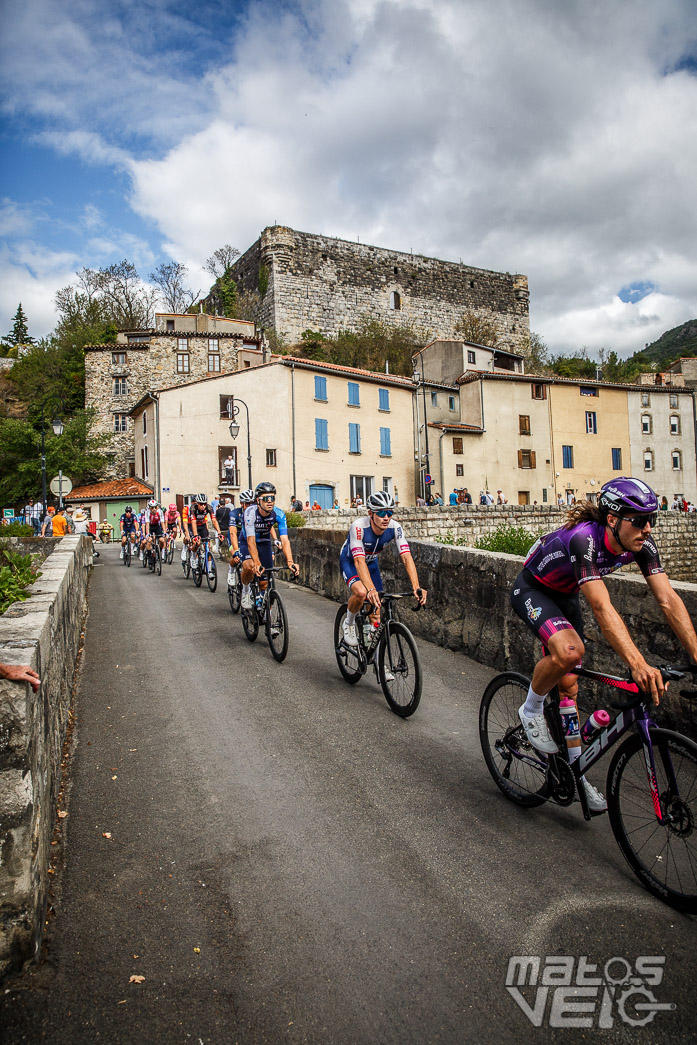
[
  {"left": 0, "top": 543, "right": 43, "bottom": 615},
  {"left": 475, "top": 524, "right": 539, "bottom": 556},
  {"left": 285, "top": 512, "right": 306, "bottom": 528},
  {"left": 435, "top": 529, "right": 467, "bottom": 547},
  {"left": 1, "top": 522, "right": 35, "bottom": 537}
]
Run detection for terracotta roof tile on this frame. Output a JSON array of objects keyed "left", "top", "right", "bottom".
[{"left": 66, "top": 478, "right": 153, "bottom": 502}]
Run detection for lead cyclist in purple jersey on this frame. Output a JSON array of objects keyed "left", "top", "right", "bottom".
[{"left": 511, "top": 478, "right": 697, "bottom": 780}]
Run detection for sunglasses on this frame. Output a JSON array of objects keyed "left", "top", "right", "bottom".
[
  {"left": 373, "top": 509, "right": 394, "bottom": 518},
  {"left": 259, "top": 495, "right": 275, "bottom": 503},
  {"left": 623, "top": 512, "right": 657, "bottom": 529}
]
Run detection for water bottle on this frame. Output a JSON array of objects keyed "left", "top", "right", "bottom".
[
  {"left": 559, "top": 697, "right": 581, "bottom": 760},
  {"left": 581, "top": 709, "right": 610, "bottom": 744},
  {"left": 362, "top": 620, "right": 373, "bottom": 647}
]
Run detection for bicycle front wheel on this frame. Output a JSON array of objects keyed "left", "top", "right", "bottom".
[
  {"left": 192, "top": 553, "right": 203, "bottom": 586},
  {"left": 608, "top": 728, "right": 697, "bottom": 913},
  {"left": 206, "top": 553, "right": 217, "bottom": 592},
  {"left": 378, "top": 621, "right": 422, "bottom": 717},
  {"left": 166, "top": 540, "right": 174, "bottom": 565},
  {"left": 333, "top": 604, "right": 363, "bottom": 684},
  {"left": 265, "top": 589, "right": 289, "bottom": 662},
  {"left": 242, "top": 605, "right": 259, "bottom": 642},
  {"left": 141, "top": 546, "right": 148, "bottom": 568},
  {"left": 124, "top": 543, "right": 131, "bottom": 567},
  {"left": 479, "top": 672, "right": 548, "bottom": 807},
  {"left": 155, "top": 546, "right": 162, "bottom": 576},
  {"left": 228, "top": 568, "right": 241, "bottom": 613}
]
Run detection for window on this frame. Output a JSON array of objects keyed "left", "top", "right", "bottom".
[
  {"left": 349, "top": 422, "right": 361, "bottom": 453},
  {"left": 348, "top": 382, "right": 360, "bottom": 406},
  {"left": 672, "top": 450, "right": 682, "bottom": 470},
  {"left": 562, "top": 445, "right": 574, "bottom": 468},
  {"left": 580, "top": 386, "right": 598, "bottom": 397},
  {"left": 456, "top": 464, "right": 464, "bottom": 477},
  {"left": 141, "top": 446, "right": 149, "bottom": 479},
  {"left": 177, "top": 337, "right": 187, "bottom": 352},
  {"left": 208, "top": 352, "right": 220, "bottom": 373},
  {"left": 669, "top": 394, "right": 678, "bottom": 408},
  {"left": 518, "top": 449, "right": 537, "bottom": 469},
  {"left": 670, "top": 414, "right": 680, "bottom": 435},
  {"left": 390, "top": 290, "right": 401, "bottom": 310},
  {"left": 612, "top": 447, "right": 622, "bottom": 470},
  {"left": 315, "top": 375, "right": 327, "bottom": 401},
  {"left": 382, "top": 477, "right": 393, "bottom": 495},
  {"left": 142, "top": 412, "right": 147, "bottom": 435},
  {"left": 467, "top": 350, "right": 476, "bottom": 364},
  {"left": 127, "top": 334, "right": 150, "bottom": 343},
  {"left": 177, "top": 353, "right": 190, "bottom": 374},
  {"left": 448, "top": 395, "right": 456, "bottom": 411},
  {"left": 452, "top": 437, "right": 464, "bottom": 454},
  {"left": 431, "top": 391, "right": 438, "bottom": 407},
  {"left": 113, "top": 377, "right": 127, "bottom": 395},
  {"left": 350, "top": 475, "right": 373, "bottom": 502},
  {"left": 542, "top": 488, "right": 548, "bottom": 503},
  {"left": 379, "top": 427, "right": 391, "bottom": 456},
  {"left": 166, "top": 319, "right": 175, "bottom": 332},
  {"left": 315, "top": 418, "right": 329, "bottom": 451},
  {"left": 641, "top": 392, "right": 650, "bottom": 407},
  {"left": 113, "top": 413, "right": 128, "bottom": 433},
  {"left": 112, "top": 351, "right": 127, "bottom": 364},
  {"left": 585, "top": 411, "right": 598, "bottom": 434},
  {"left": 531, "top": 383, "right": 547, "bottom": 400},
  {"left": 219, "top": 446, "right": 238, "bottom": 484},
  {"left": 519, "top": 415, "right": 531, "bottom": 435},
  {"left": 641, "top": 414, "right": 652, "bottom": 434},
  {"left": 644, "top": 451, "right": 653, "bottom": 471},
  {"left": 378, "top": 388, "right": 390, "bottom": 412},
  {"left": 209, "top": 338, "right": 219, "bottom": 353},
  {"left": 266, "top": 448, "right": 277, "bottom": 467}
]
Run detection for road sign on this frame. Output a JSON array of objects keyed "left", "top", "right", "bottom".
[
  {"left": 50, "top": 474, "right": 73, "bottom": 496},
  {"left": 424, "top": 474, "right": 433, "bottom": 485},
  {"left": 3, "top": 509, "right": 14, "bottom": 518}
]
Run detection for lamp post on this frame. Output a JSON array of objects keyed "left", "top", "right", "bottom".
[
  {"left": 39, "top": 399, "right": 65, "bottom": 513},
  {"left": 228, "top": 397, "right": 253, "bottom": 489},
  {"left": 412, "top": 354, "right": 430, "bottom": 501}
]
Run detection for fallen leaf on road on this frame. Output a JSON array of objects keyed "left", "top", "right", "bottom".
[
  {"left": 102, "top": 832, "right": 112, "bottom": 839},
  {"left": 193, "top": 947, "right": 200, "bottom": 954},
  {"left": 58, "top": 810, "right": 68, "bottom": 819},
  {"left": 129, "top": 975, "right": 145, "bottom": 984},
  {"left": 112, "top": 775, "right": 117, "bottom": 780}
]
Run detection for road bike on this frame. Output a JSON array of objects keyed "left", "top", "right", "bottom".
[
  {"left": 334, "top": 592, "right": 423, "bottom": 718},
  {"left": 191, "top": 537, "right": 217, "bottom": 592},
  {"left": 145, "top": 538, "right": 162, "bottom": 576},
  {"left": 181, "top": 539, "right": 191, "bottom": 579},
  {"left": 227, "top": 556, "right": 242, "bottom": 613},
  {"left": 164, "top": 529, "right": 177, "bottom": 565},
  {"left": 121, "top": 537, "right": 132, "bottom": 566},
  {"left": 240, "top": 566, "right": 290, "bottom": 662},
  {"left": 479, "top": 662, "right": 697, "bottom": 912}
]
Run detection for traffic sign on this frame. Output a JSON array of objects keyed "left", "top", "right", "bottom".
[
  {"left": 50, "top": 474, "right": 73, "bottom": 496},
  {"left": 424, "top": 474, "right": 433, "bottom": 485}
]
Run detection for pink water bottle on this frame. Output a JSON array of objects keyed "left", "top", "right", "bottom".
[
  {"left": 559, "top": 698, "right": 581, "bottom": 760},
  {"left": 581, "top": 709, "right": 610, "bottom": 744}
]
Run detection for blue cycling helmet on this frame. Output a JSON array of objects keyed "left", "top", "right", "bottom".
[{"left": 599, "top": 477, "right": 658, "bottom": 517}]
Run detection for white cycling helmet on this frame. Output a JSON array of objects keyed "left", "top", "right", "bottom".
[
  {"left": 147, "top": 499, "right": 158, "bottom": 509},
  {"left": 240, "top": 488, "right": 255, "bottom": 503},
  {"left": 367, "top": 490, "right": 395, "bottom": 511},
  {"left": 195, "top": 493, "right": 207, "bottom": 503}
]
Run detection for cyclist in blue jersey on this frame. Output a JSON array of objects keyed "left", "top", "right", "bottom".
[
  {"left": 239, "top": 482, "right": 299, "bottom": 608},
  {"left": 119, "top": 505, "right": 140, "bottom": 558},
  {"left": 339, "top": 490, "right": 427, "bottom": 648},
  {"left": 511, "top": 476, "right": 697, "bottom": 811}
]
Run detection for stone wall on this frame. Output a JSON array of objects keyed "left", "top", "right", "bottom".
[
  {"left": 231, "top": 225, "right": 530, "bottom": 350},
  {"left": 0, "top": 536, "right": 93, "bottom": 979},
  {"left": 296, "top": 504, "right": 697, "bottom": 582},
  {"left": 291, "top": 528, "right": 697, "bottom": 734}
]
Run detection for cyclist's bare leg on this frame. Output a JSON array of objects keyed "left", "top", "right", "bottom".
[
  {"left": 530, "top": 627, "right": 584, "bottom": 701},
  {"left": 347, "top": 580, "right": 368, "bottom": 617}
]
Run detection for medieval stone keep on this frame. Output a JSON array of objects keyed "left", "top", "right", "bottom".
[{"left": 228, "top": 225, "right": 530, "bottom": 349}]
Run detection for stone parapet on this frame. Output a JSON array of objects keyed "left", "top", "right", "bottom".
[{"left": 0, "top": 536, "right": 93, "bottom": 979}]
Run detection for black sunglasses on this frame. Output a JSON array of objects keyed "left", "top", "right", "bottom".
[{"left": 623, "top": 512, "right": 657, "bottom": 529}]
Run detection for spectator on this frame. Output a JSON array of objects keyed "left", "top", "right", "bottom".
[
  {"left": 25, "top": 498, "right": 43, "bottom": 535},
  {"left": 496, "top": 489, "right": 507, "bottom": 504},
  {"left": 479, "top": 490, "right": 486, "bottom": 504},
  {"left": 671, "top": 497, "right": 681, "bottom": 510},
  {"left": 305, "top": 500, "right": 311, "bottom": 510},
  {"left": 332, "top": 499, "right": 339, "bottom": 509},
  {"left": 463, "top": 488, "right": 472, "bottom": 505},
  {"left": 41, "top": 506, "right": 55, "bottom": 537},
  {"left": 485, "top": 490, "right": 495, "bottom": 505},
  {"left": 416, "top": 494, "right": 427, "bottom": 507},
  {"left": 434, "top": 491, "right": 443, "bottom": 506},
  {"left": 0, "top": 662, "right": 40, "bottom": 692},
  {"left": 64, "top": 506, "right": 76, "bottom": 533},
  {"left": 291, "top": 495, "right": 303, "bottom": 512},
  {"left": 223, "top": 454, "right": 235, "bottom": 483},
  {"left": 449, "top": 489, "right": 459, "bottom": 506},
  {"left": 660, "top": 496, "right": 669, "bottom": 511},
  {"left": 557, "top": 493, "right": 565, "bottom": 507},
  {"left": 72, "top": 509, "right": 90, "bottom": 534},
  {"left": 312, "top": 501, "right": 321, "bottom": 511},
  {"left": 50, "top": 507, "right": 68, "bottom": 537}
]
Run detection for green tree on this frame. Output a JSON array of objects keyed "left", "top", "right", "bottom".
[
  {"left": 520, "top": 330, "right": 550, "bottom": 373},
  {"left": 3, "top": 303, "right": 34, "bottom": 350},
  {"left": 454, "top": 309, "right": 499, "bottom": 347},
  {"left": 327, "top": 317, "right": 429, "bottom": 376},
  {"left": 297, "top": 329, "right": 330, "bottom": 361}
]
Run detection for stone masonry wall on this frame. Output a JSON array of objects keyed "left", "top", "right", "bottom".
[
  {"left": 0, "top": 536, "right": 92, "bottom": 979},
  {"left": 299, "top": 504, "right": 697, "bottom": 582},
  {"left": 291, "top": 528, "right": 697, "bottom": 736},
  {"left": 231, "top": 226, "right": 530, "bottom": 350}
]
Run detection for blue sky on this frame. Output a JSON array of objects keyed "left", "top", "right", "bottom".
[{"left": 1, "top": 0, "right": 696, "bottom": 356}]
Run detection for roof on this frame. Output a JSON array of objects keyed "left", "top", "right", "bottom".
[
  {"left": 456, "top": 371, "right": 695, "bottom": 394},
  {"left": 66, "top": 478, "right": 154, "bottom": 502},
  {"left": 420, "top": 338, "right": 524, "bottom": 360},
  {"left": 278, "top": 356, "right": 416, "bottom": 388},
  {"left": 428, "top": 422, "right": 484, "bottom": 434}
]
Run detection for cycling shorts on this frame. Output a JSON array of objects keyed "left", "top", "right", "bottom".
[
  {"left": 193, "top": 524, "right": 209, "bottom": 540},
  {"left": 511, "top": 569, "right": 585, "bottom": 648},
  {"left": 239, "top": 538, "right": 274, "bottom": 571},
  {"left": 149, "top": 524, "right": 164, "bottom": 537},
  {"left": 166, "top": 521, "right": 178, "bottom": 533},
  {"left": 340, "top": 550, "right": 382, "bottom": 593}
]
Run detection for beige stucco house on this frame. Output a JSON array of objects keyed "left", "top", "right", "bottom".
[{"left": 628, "top": 384, "right": 696, "bottom": 504}]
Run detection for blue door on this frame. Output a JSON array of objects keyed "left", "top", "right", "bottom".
[{"left": 309, "top": 484, "right": 334, "bottom": 509}]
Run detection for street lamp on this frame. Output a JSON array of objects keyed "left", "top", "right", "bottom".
[
  {"left": 39, "top": 398, "right": 65, "bottom": 512},
  {"left": 412, "top": 354, "right": 431, "bottom": 501},
  {"left": 228, "top": 397, "right": 253, "bottom": 489}
]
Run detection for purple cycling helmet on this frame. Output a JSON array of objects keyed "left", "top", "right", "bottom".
[{"left": 599, "top": 477, "right": 658, "bottom": 517}]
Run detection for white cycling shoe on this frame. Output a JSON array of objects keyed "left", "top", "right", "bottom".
[
  {"left": 342, "top": 619, "right": 358, "bottom": 647},
  {"left": 518, "top": 705, "right": 559, "bottom": 754},
  {"left": 241, "top": 590, "right": 253, "bottom": 610},
  {"left": 580, "top": 777, "right": 607, "bottom": 814}
]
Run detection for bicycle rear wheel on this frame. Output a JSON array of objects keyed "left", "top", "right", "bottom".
[
  {"left": 206, "top": 552, "right": 217, "bottom": 592},
  {"left": 479, "top": 672, "right": 548, "bottom": 807},
  {"left": 228, "top": 567, "right": 241, "bottom": 613},
  {"left": 166, "top": 539, "right": 174, "bottom": 565},
  {"left": 333, "top": 604, "right": 363, "bottom": 684},
  {"left": 124, "top": 542, "right": 131, "bottom": 567},
  {"left": 141, "top": 545, "right": 148, "bottom": 568},
  {"left": 265, "top": 589, "right": 289, "bottom": 662},
  {"left": 155, "top": 545, "right": 162, "bottom": 576},
  {"left": 242, "top": 604, "right": 259, "bottom": 642},
  {"left": 377, "top": 621, "right": 422, "bottom": 717},
  {"left": 608, "top": 728, "right": 697, "bottom": 913}
]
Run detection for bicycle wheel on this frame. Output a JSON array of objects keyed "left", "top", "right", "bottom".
[
  {"left": 265, "top": 589, "right": 289, "bottom": 662},
  {"left": 242, "top": 604, "right": 259, "bottom": 642},
  {"left": 377, "top": 621, "right": 422, "bottom": 717},
  {"left": 608, "top": 728, "right": 697, "bottom": 913},
  {"left": 124, "top": 542, "right": 131, "bottom": 567},
  {"left": 148, "top": 546, "right": 155, "bottom": 572},
  {"left": 166, "top": 539, "right": 174, "bottom": 565},
  {"left": 141, "top": 545, "right": 147, "bottom": 568},
  {"left": 479, "top": 672, "right": 548, "bottom": 807},
  {"left": 155, "top": 545, "right": 162, "bottom": 576},
  {"left": 206, "top": 552, "right": 217, "bottom": 592},
  {"left": 228, "top": 567, "right": 241, "bottom": 613},
  {"left": 182, "top": 550, "right": 191, "bottom": 579},
  {"left": 333, "top": 604, "right": 363, "bottom": 684},
  {"left": 193, "top": 552, "right": 203, "bottom": 586}
]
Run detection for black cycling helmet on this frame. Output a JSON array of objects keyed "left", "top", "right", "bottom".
[
  {"left": 255, "top": 481, "right": 276, "bottom": 498},
  {"left": 367, "top": 490, "right": 396, "bottom": 511},
  {"left": 125, "top": 505, "right": 133, "bottom": 512},
  {"left": 599, "top": 477, "right": 658, "bottom": 517}
]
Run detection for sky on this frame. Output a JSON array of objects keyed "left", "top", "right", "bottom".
[{"left": 1, "top": 0, "right": 696, "bottom": 356}]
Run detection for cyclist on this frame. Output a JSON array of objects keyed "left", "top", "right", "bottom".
[
  {"left": 188, "top": 493, "right": 222, "bottom": 567},
  {"left": 511, "top": 476, "right": 697, "bottom": 812},
  {"left": 227, "top": 488, "right": 254, "bottom": 587},
  {"left": 164, "top": 503, "right": 181, "bottom": 555},
  {"left": 239, "top": 482, "right": 299, "bottom": 608},
  {"left": 143, "top": 499, "right": 166, "bottom": 560},
  {"left": 119, "top": 505, "right": 140, "bottom": 558},
  {"left": 180, "top": 501, "right": 191, "bottom": 564},
  {"left": 339, "top": 490, "right": 427, "bottom": 648}
]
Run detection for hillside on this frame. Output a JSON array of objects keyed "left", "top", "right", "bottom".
[{"left": 640, "top": 318, "right": 697, "bottom": 368}]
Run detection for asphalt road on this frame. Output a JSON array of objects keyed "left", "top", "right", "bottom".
[{"left": 1, "top": 543, "right": 695, "bottom": 1044}]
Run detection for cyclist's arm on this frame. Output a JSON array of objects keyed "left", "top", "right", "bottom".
[
  {"left": 581, "top": 579, "right": 663, "bottom": 703},
  {"left": 400, "top": 550, "right": 427, "bottom": 605},
  {"left": 279, "top": 534, "right": 299, "bottom": 575},
  {"left": 646, "top": 572, "right": 697, "bottom": 664},
  {"left": 190, "top": 514, "right": 198, "bottom": 537}
]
